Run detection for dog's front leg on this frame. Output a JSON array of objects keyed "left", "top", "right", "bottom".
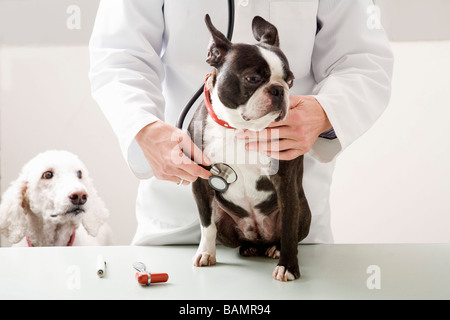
[
  {"left": 271, "top": 163, "right": 301, "bottom": 281},
  {"left": 194, "top": 216, "right": 217, "bottom": 266},
  {"left": 192, "top": 179, "right": 217, "bottom": 267}
]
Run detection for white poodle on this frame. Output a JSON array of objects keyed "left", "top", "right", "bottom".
[{"left": 0, "top": 150, "right": 112, "bottom": 247}]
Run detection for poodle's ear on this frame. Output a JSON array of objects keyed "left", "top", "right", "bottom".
[
  {"left": 82, "top": 179, "right": 109, "bottom": 237},
  {"left": 0, "top": 176, "right": 29, "bottom": 244}
]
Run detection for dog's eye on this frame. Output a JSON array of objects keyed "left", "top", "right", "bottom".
[
  {"left": 42, "top": 171, "right": 53, "bottom": 179},
  {"left": 287, "top": 79, "right": 294, "bottom": 88},
  {"left": 245, "top": 76, "right": 261, "bottom": 84},
  {"left": 77, "top": 170, "right": 82, "bottom": 179},
  {"left": 285, "top": 72, "right": 295, "bottom": 88}
]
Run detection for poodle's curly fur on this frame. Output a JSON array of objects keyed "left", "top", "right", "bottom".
[{"left": 0, "top": 150, "right": 112, "bottom": 246}]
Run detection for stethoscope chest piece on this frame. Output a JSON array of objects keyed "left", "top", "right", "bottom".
[{"left": 208, "top": 163, "right": 237, "bottom": 193}]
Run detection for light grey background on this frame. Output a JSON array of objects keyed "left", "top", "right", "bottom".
[
  {"left": 2, "top": 0, "right": 450, "bottom": 45},
  {"left": 1, "top": 0, "right": 449, "bottom": 246},
  {"left": 0, "top": 0, "right": 99, "bottom": 45}
]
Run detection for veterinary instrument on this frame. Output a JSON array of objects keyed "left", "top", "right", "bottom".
[
  {"left": 133, "top": 261, "right": 169, "bottom": 286},
  {"left": 176, "top": 0, "right": 237, "bottom": 193},
  {"left": 96, "top": 255, "right": 106, "bottom": 278},
  {"left": 201, "top": 163, "right": 237, "bottom": 193}
]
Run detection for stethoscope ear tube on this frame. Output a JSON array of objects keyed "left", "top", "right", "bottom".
[
  {"left": 175, "top": 0, "right": 235, "bottom": 131},
  {"left": 226, "top": 0, "right": 235, "bottom": 41},
  {"left": 177, "top": 1, "right": 237, "bottom": 193},
  {"left": 176, "top": 85, "right": 204, "bottom": 130}
]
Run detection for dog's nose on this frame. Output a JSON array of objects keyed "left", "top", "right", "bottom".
[
  {"left": 268, "top": 85, "right": 284, "bottom": 98},
  {"left": 69, "top": 191, "right": 88, "bottom": 205}
]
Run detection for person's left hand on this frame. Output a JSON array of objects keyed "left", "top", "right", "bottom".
[{"left": 236, "top": 95, "right": 332, "bottom": 160}]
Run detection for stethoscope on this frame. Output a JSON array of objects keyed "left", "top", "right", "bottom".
[{"left": 176, "top": 0, "right": 236, "bottom": 193}]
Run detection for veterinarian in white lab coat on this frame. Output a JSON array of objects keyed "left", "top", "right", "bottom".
[{"left": 89, "top": 0, "right": 393, "bottom": 245}]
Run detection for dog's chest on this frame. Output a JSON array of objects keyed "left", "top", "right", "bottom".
[
  {"left": 202, "top": 119, "right": 273, "bottom": 205},
  {"left": 202, "top": 120, "right": 280, "bottom": 240}
]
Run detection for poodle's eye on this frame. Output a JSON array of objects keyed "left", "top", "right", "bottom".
[
  {"left": 42, "top": 171, "right": 53, "bottom": 179},
  {"left": 77, "top": 170, "right": 82, "bottom": 179}
]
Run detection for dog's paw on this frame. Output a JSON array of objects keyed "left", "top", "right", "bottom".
[
  {"left": 239, "top": 245, "right": 259, "bottom": 257},
  {"left": 272, "top": 265, "right": 300, "bottom": 281},
  {"left": 193, "top": 252, "right": 216, "bottom": 267},
  {"left": 265, "top": 245, "right": 280, "bottom": 259}
]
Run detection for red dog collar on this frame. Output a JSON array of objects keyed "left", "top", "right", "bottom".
[
  {"left": 26, "top": 230, "right": 76, "bottom": 247},
  {"left": 204, "top": 74, "right": 235, "bottom": 129}
]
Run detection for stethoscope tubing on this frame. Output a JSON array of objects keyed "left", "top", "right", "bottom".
[
  {"left": 176, "top": 0, "right": 235, "bottom": 131},
  {"left": 175, "top": 0, "right": 236, "bottom": 193}
]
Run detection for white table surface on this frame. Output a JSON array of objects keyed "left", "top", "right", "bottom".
[{"left": 0, "top": 244, "right": 449, "bottom": 300}]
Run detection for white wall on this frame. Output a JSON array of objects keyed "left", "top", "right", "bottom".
[
  {"left": 330, "top": 40, "right": 450, "bottom": 243},
  {"left": 376, "top": 0, "right": 450, "bottom": 41},
  {"left": 0, "top": 46, "right": 139, "bottom": 245}
]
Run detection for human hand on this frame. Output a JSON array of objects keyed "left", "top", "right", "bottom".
[
  {"left": 135, "top": 120, "right": 212, "bottom": 185},
  {"left": 236, "top": 95, "right": 332, "bottom": 160}
]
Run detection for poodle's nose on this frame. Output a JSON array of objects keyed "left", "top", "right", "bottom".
[{"left": 69, "top": 191, "right": 88, "bottom": 205}]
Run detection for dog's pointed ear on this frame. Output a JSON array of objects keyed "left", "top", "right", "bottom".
[
  {"left": 252, "top": 16, "right": 280, "bottom": 47},
  {"left": 0, "top": 176, "right": 29, "bottom": 244},
  {"left": 81, "top": 177, "right": 109, "bottom": 238},
  {"left": 205, "top": 14, "right": 232, "bottom": 67}
]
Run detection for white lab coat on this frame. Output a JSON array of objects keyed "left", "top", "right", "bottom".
[{"left": 89, "top": 0, "right": 393, "bottom": 245}]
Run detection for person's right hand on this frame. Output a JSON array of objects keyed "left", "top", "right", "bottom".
[{"left": 135, "top": 120, "right": 212, "bottom": 185}]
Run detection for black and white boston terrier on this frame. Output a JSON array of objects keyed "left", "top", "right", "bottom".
[{"left": 188, "top": 15, "right": 311, "bottom": 281}]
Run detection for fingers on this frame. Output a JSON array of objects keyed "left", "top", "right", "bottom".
[
  {"left": 178, "top": 132, "right": 212, "bottom": 167},
  {"left": 235, "top": 127, "right": 284, "bottom": 141},
  {"left": 175, "top": 134, "right": 212, "bottom": 180},
  {"left": 289, "top": 95, "right": 305, "bottom": 109},
  {"left": 158, "top": 160, "right": 211, "bottom": 186},
  {"left": 245, "top": 138, "right": 305, "bottom": 161},
  {"left": 168, "top": 146, "right": 212, "bottom": 183},
  {"left": 265, "top": 149, "right": 303, "bottom": 161},
  {"left": 177, "top": 155, "right": 212, "bottom": 180},
  {"left": 151, "top": 132, "right": 212, "bottom": 185},
  {"left": 235, "top": 128, "right": 309, "bottom": 161},
  {"left": 137, "top": 121, "right": 213, "bottom": 186},
  {"left": 246, "top": 138, "right": 295, "bottom": 153},
  {"left": 163, "top": 175, "right": 191, "bottom": 186}
]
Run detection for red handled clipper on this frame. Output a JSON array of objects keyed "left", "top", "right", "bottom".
[
  {"left": 135, "top": 272, "right": 169, "bottom": 286},
  {"left": 133, "top": 261, "right": 169, "bottom": 286}
]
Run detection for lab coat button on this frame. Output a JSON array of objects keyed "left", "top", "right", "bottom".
[{"left": 240, "top": 0, "right": 249, "bottom": 7}]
